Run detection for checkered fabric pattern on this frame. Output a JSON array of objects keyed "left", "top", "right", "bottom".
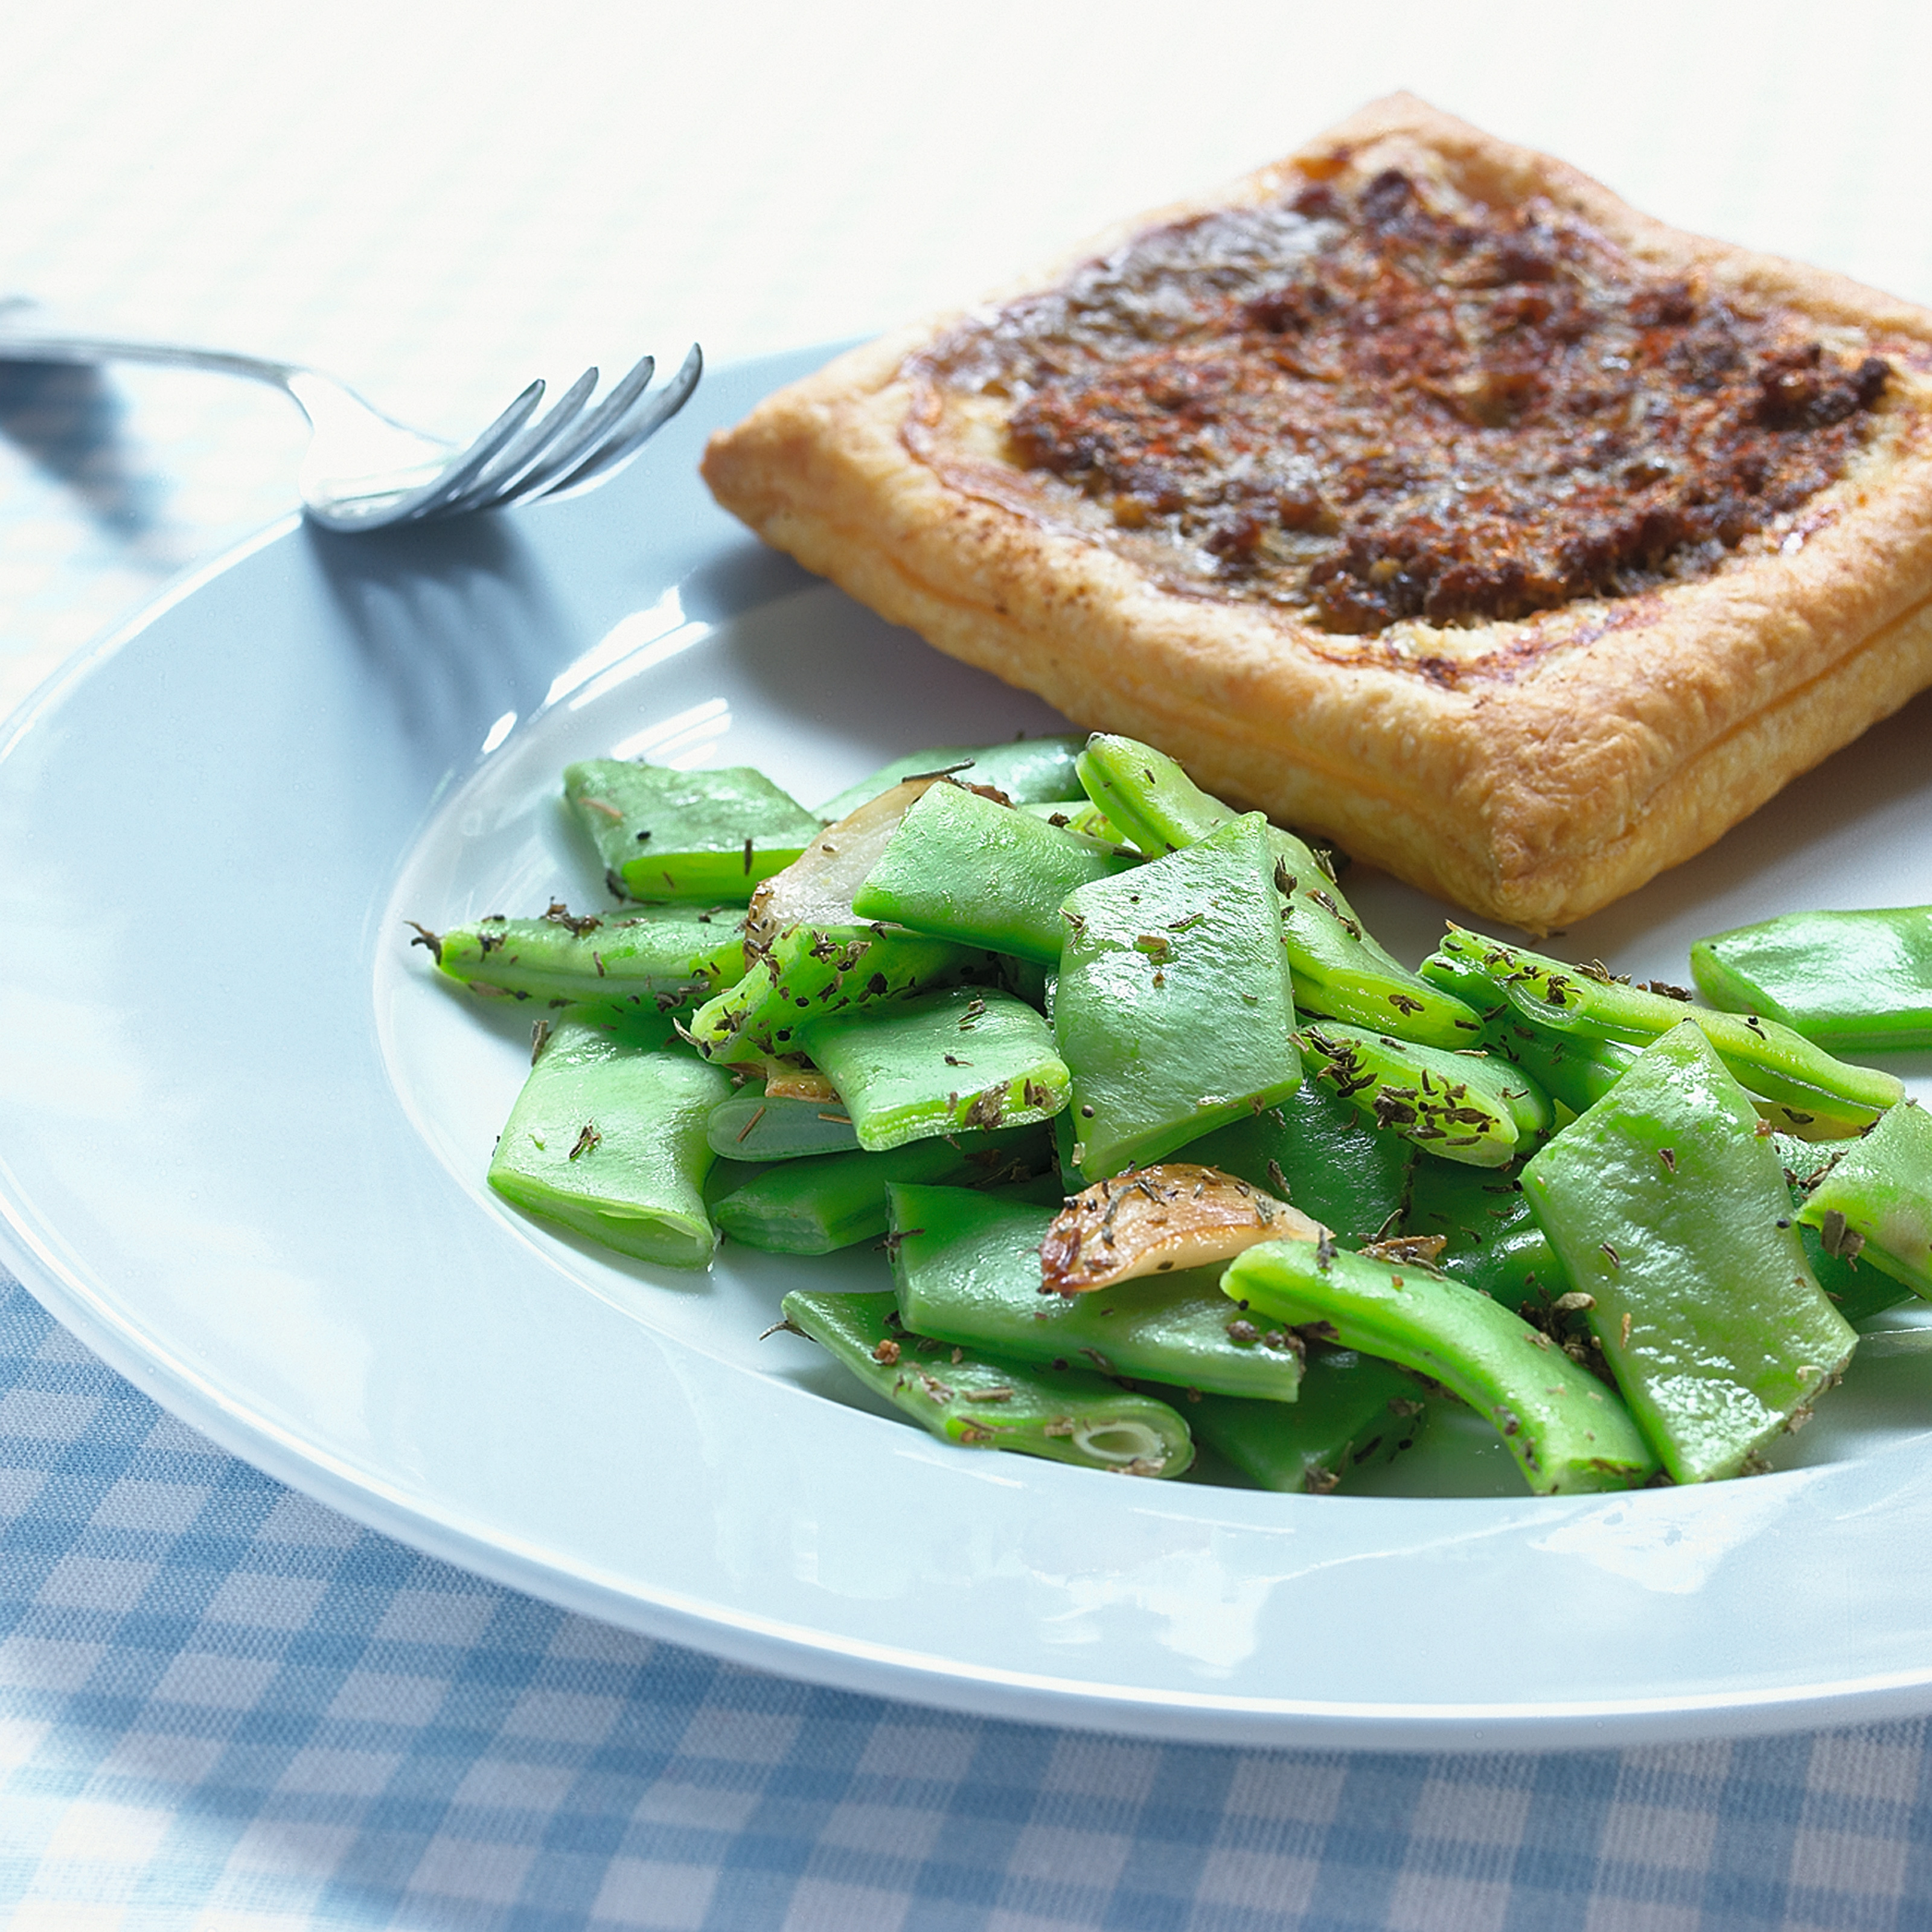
[{"left": 10, "top": 1271, "right": 1932, "bottom": 1931}]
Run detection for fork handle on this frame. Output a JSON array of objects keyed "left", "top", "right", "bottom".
[{"left": 0, "top": 318, "right": 300, "bottom": 391}]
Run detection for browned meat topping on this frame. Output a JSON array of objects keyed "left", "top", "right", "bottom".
[{"left": 912, "top": 169, "right": 1892, "bottom": 633}]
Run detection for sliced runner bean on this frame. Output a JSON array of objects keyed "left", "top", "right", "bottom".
[
  {"left": 780, "top": 1289, "right": 1194, "bottom": 1477},
  {"left": 1692, "top": 906, "right": 1932, "bottom": 1054},
  {"left": 1055, "top": 813, "right": 1301, "bottom": 1180},
  {"left": 1224, "top": 1239, "right": 1657, "bottom": 1494},
  {"left": 1189, "top": 1352, "right": 1431, "bottom": 1492},
  {"left": 1297, "top": 1020, "right": 1550, "bottom": 1169},
  {"left": 887, "top": 1184, "right": 1308, "bottom": 1401},
  {"left": 1520, "top": 1022, "right": 1857, "bottom": 1484},
  {"left": 1075, "top": 735, "right": 1482, "bottom": 1048},
  {"left": 853, "top": 780, "right": 1138, "bottom": 964},
  {"left": 488, "top": 1009, "right": 730, "bottom": 1267},
  {"left": 814, "top": 735, "right": 1086, "bottom": 820},
  {"left": 1428, "top": 925, "right": 1902, "bottom": 1131},
  {"left": 565, "top": 759, "right": 821, "bottom": 903},
  {"left": 711, "top": 1127, "right": 1052, "bottom": 1253},
  {"left": 1796, "top": 1100, "right": 1932, "bottom": 1300},
  {"left": 420, "top": 901, "right": 743, "bottom": 1011},
  {"left": 801, "top": 986, "right": 1069, "bottom": 1151}
]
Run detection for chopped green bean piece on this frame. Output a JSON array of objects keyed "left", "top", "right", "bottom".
[
  {"left": 801, "top": 986, "right": 1070, "bottom": 1151},
  {"left": 488, "top": 1009, "right": 731, "bottom": 1267},
  {"left": 565, "top": 759, "right": 823, "bottom": 903},
  {"left": 423, "top": 901, "right": 744, "bottom": 1011},
  {"left": 1224, "top": 1240, "right": 1657, "bottom": 1494},
  {"left": 1298, "top": 1020, "right": 1550, "bottom": 1169},
  {"left": 1520, "top": 1022, "right": 1857, "bottom": 1484},
  {"left": 1189, "top": 1352, "right": 1431, "bottom": 1492},
  {"left": 1796, "top": 1101, "right": 1932, "bottom": 1300},
  {"left": 1491, "top": 1018, "right": 1639, "bottom": 1121},
  {"left": 887, "top": 1185, "right": 1307, "bottom": 1400},
  {"left": 1177, "top": 1081, "right": 1413, "bottom": 1243},
  {"left": 853, "top": 781, "right": 1138, "bottom": 964},
  {"left": 780, "top": 1289, "right": 1194, "bottom": 1477},
  {"left": 1691, "top": 906, "right": 1932, "bottom": 1053},
  {"left": 1055, "top": 813, "right": 1301, "bottom": 1180},
  {"left": 1429, "top": 924, "right": 1902, "bottom": 1131},
  {"left": 705, "top": 1088, "right": 860, "bottom": 1160},
  {"left": 1404, "top": 1160, "right": 1566, "bottom": 1315},
  {"left": 813, "top": 735, "right": 1086, "bottom": 821},
  {"left": 691, "top": 779, "right": 984, "bottom": 1060},
  {"left": 1021, "top": 799, "right": 1130, "bottom": 848},
  {"left": 710, "top": 1127, "right": 1051, "bottom": 1252},
  {"left": 1075, "top": 735, "right": 1483, "bottom": 1048},
  {"left": 688, "top": 924, "right": 976, "bottom": 1061},
  {"left": 1770, "top": 1134, "right": 1908, "bottom": 1325}
]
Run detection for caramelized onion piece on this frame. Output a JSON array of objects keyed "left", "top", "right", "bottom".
[
  {"left": 763, "top": 1067, "right": 840, "bottom": 1103},
  {"left": 744, "top": 778, "right": 939, "bottom": 962},
  {"left": 1040, "top": 1163, "right": 1325, "bottom": 1295}
]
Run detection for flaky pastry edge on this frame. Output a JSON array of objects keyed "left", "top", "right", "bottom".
[{"left": 703, "top": 92, "right": 1932, "bottom": 933}]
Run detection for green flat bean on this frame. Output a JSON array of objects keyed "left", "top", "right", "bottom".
[
  {"left": 1055, "top": 813, "right": 1302, "bottom": 1180},
  {"left": 1188, "top": 1352, "right": 1430, "bottom": 1492},
  {"left": 1075, "top": 735, "right": 1483, "bottom": 1048},
  {"left": 1297, "top": 1020, "right": 1550, "bottom": 1168},
  {"left": 886, "top": 1184, "right": 1307, "bottom": 1400},
  {"left": 780, "top": 1289, "right": 1194, "bottom": 1477},
  {"left": 565, "top": 759, "right": 822, "bottom": 903},
  {"left": 711, "top": 1128, "right": 1052, "bottom": 1253},
  {"left": 1769, "top": 1134, "right": 1905, "bottom": 1325},
  {"left": 853, "top": 781, "right": 1137, "bottom": 964},
  {"left": 1223, "top": 1240, "right": 1658, "bottom": 1494},
  {"left": 421, "top": 902, "right": 744, "bottom": 1011},
  {"left": 1796, "top": 1100, "right": 1932, "bottom": 1300},
  {"left": 1022, "top": 799, "right": 1129, "bottom": 846},
  {"left": 488, "top": 1009, "right": 731, "bottom": 1267},
  {"left": 1692, "top": 906, "right": 1932, "bottom": 1053},
  {"left": 1520, "top": 1022, "right": 1857, "bottom": 1484},
  {"left": 814, "top": 735, "right": 1086, "bottom": 821},
  {"left": 705, "top": 1087, "right": 860, "bottom": 1160},
  {"left": 1427, "top": 924, "right": 1902, "bottom": 1130},
  {"left": 1176, "top": 1080, "right": 1413, "bottom": 1243},
  {"left": 1404, "top": 1160, "right": 1567, "bottom": 1315},
  {"left": 800, "top": 986, "right": 1070, "bottom": 1151},
  {"left": 688, "top": 923, "right": 976, "bottom": 1062}
]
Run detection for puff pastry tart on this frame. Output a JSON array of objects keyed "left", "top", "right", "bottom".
[{"left": 702, "top": 94, "right": 1932, "bottom": 932}]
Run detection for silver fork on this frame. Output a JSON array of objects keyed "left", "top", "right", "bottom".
[{"left": 0, "top": 301, "right": 702, "bottom": 532}]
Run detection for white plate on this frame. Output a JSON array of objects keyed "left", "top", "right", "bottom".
[{"left": 4, "top": 346, "right": 1932, "bottom": 1753}]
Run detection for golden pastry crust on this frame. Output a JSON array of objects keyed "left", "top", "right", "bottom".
[{"left": 702, "top": 94, "right": 1932, "bottom": 932}]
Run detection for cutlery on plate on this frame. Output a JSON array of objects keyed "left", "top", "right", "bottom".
[{"left": 0, "top": 299, "right": 702, "bottom": 531}]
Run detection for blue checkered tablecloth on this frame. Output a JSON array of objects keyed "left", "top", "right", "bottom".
[
  {"left": 10, "top": 1268, "right": 1932, "bottom": 1931},
  {"left": 13, "top": 3, "right": 1932, "bottom": 1923}
]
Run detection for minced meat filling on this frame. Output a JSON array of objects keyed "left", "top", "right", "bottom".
[{"left": 916, "top": 168, "right": 1890, "bottom": 634}]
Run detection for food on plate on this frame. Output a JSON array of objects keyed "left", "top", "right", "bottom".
[
  {"left": 1692, "top": 905, "right": 1932, "bottom": 1053},
  {"left": 701, "top": 94, "right": 1932, "bottom": 932},
  {"left": 1794, "top": 1101, "right": 1932, "bottom": 1300},
  {"left": 1224, "top": 1235, "right": 1659, "bottom": 1495},
  {"left": 486, "top": 1008, "right": 729, "bottom": 1267},
  {"left": 1039, "top": 1163, "right": 1322, "bottom": 1294},
  {"left": 565, "top": 758, "right": 821, "bottom": 901},
  {"left": 420, "top": 732, "right": 1925, "bottom": 1495},
  {"left": 1188, "top": 1355, "right": 1431, "bottom": 1494},
  {"left": 1519, "top": 1023, "right": 1857, "bottom": 1484},
  {"left": 1054, "top": 813, "right": 1304, "bottom": 1177},
  {"left": 412, "top": 900, "right": 743, "bottom": 1011},
  {"left": 890, "top": 1183, "right": 1311, "bottom": 1401},
  {"left": 1423, "top": 926, "right": 1902, "bottom": 1136},
  {"left": 779, "top": 1286, "right": 1196, "bottom": 1479}
]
